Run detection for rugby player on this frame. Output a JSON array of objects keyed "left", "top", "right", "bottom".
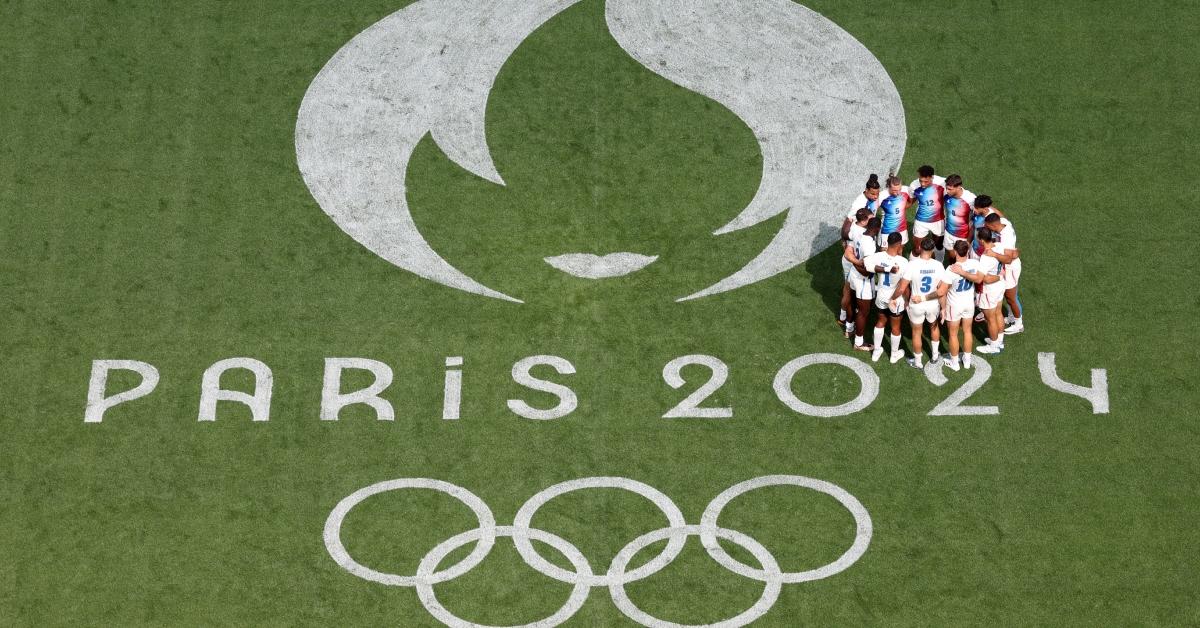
[
  {"left": 841, "top": 174, "right": 882, "bottom": 243},
  {"left": 863, "top": 232, "right": 909, "bottom": 364},
  {"left": 876, "top": 175, "right": 912, "bottom": 249},
  {"left": 845, "top": 217, "right": 881, "bottom": 351},
  {"left": 973, "top": 199, "right": 1024, "bottom": 334},
  {"left": 892, "top": 236, "right": 944, "bottom": 368},
  {"left": 941, "top": 174, "right": 977, "bottom": 263},
  {"left": 937, "top": 240, "right": 986, "bottom": 371},
  {"left": 972, "top": 229, "right": 1008, "bottom": 354},
  {"left": 838, "top": 207, "right": 874, "bottom": 336},
  {"left": 908, "top": 165, "right": 946, "bottom": 261}
]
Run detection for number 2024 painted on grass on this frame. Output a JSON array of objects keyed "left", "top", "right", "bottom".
[{"left": 83, "top": 353, "right": 1108, "bottom": 423}]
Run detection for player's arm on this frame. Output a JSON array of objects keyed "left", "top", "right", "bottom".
[
  {"left": 950, "top": 264, "right": 988, "bottom": 284},
  {"left": 893, "top": 278, "right": 912, "bottom": 301},
  {"left": 844, "top": 246, "right": 869, "bottom": 275},
  {"left": 986, "top": 247, "right": 1021, "bottom": 263},
  {"left": 841, "top": 217, "right": 854, "bottom": 242}
]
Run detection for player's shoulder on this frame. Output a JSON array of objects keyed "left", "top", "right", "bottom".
[
  {"left": 962, "top": 189, "right": 978, "bottom": 203},
  {"left": 850, "top": 193, "right": 868, "bottom": 210}
]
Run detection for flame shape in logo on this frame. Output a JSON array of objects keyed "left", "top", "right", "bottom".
[{"left": 296, "top": 0, "right": 906, "bottom": 303}]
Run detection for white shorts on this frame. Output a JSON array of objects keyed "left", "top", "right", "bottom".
[
  {"left": 878, "top": 230, "right": 909, "bottom": 247},
  {"left": 875, "top": 291, "right": 904, "bottom": 314},
  {"left": 841, "top": 257, "right": 854, "bottom": 282},
  {"left": 945, "top": 300, "right": 975, "bottom": 323},
  {"left": 849, "top": 272, "right": 874, "bottom": 300},
  {"left": 977, "top": 288, "right": 1005, "bottom": 311},
  {"left": 1003, "top": 258, "right": 1022, "bottom": 289},
  {"left": 907, "top": 299, "right": 940, "bottom": 324},
  {"left": 913, "top": 220, "right": 945, "bottom": 238},
  {"left": 943, "top": 233, "right": 968, "bottom": 252}
]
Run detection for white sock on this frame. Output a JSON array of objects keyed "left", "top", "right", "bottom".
[
  {"left": 985, "top": 337, "right": 996, "bottom": 345},
  {"left": 839, "top": 308, "right": 847, "bottom": 322},
  {"left": 931, "top": 340, "right": 940, "bottom": 357},
  {"left": 873, "top": 327, "right": 885, "bottom": 348},
  {"left": 963, "top": 352, "right": 972, "bottom": 368},
  {"left": 913, "top": 354, "right": 923, "bottom": 367},
  {"left": 854, "top": 335, "right": 864, "bottom": 347},
  {"left": 890, "top": 334, "right": 901, "bottom": 354},
  {"left": 1014, "top": 317, "right": 1023, "bottom": 325}
]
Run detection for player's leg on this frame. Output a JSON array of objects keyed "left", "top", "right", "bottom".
[
  {"left": 929, "top": 313, "right": 942, "bottom": 363},
  {"left": 840, "top": 281, "right": 853, "bottom": 335},
  {"left": 962, "top": 305, "right": 975, "bottom": 367},
  {"left": 871, "top": 309, "right": 888, "bottom": 362},
  {"left": 853, "top": 297, "right": 873, "bottom": 350},
  {"left": 1003, "top": 261, "right": 1024, "bottom": 334},
  {"left": 946, "top": 318, "right": 962, "bottom": 371},
  {"left": 908, "top": 320, "right": 925, "bottom": 368},
  {"left": 888, "top": 311, "right": 904, "bottom": 364}
]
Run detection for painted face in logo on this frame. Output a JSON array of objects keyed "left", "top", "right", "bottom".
[{"left": 296, "top": 0, "right": 907, "bottom": 303}]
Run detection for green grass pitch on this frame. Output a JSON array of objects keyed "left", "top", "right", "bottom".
[{"left": 1, "top": 0, "right": 1198, "bottom": 625}]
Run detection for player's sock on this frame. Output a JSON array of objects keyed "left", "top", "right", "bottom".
[
  {"left": 839, "top": 309, "right": 847, "bottom": 322},
  {"left": 963, "top": 352, "right": 972, "bottom": 368},
  {"left": 854, "top": 335, "right": 864, "bottom": 347},
  {"left": 890, "top": 334, "right": 901, "bottom": 354},
  {"left": 947, "top": 355, "right": 960, "bottom": 371},
  {"left": 985, "top": 337, "right": 996, "bottom": 345},
  {"left": 846, "top": 321, "right": 855, "bottom": 334},
  {"left": 931, "top": 340, "right": 940, "bottom": 357},
  {"left": 873, "top": 327, "right": 885, "bottom": 349}
]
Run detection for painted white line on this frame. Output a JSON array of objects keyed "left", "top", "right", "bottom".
[
  {"left": 1038, "top": 352, "right": 1109, "bottom": 414},
  {"left": 773, "top": 354, "right": 879, "bottom": 417},
  {"left": 321, "top": 358, "right": 396, "bottom": 421},
  {"left": 923, "top": 356, "right": 1000, "bottom": 416},
  {"left": 512, "top": 477, "right": 687, "bottom": 587},
  {"left": 699, "top": 475, "right": 872, "bottom": 584},
  {"left": 84, "top": 360, "right": 160, "bottom": 424},
  {"left": 544, "top": 253, "right": 658, "bottom": 279},
  {"left": 198, "top": 358, "right": 273, "bottom": 422}
]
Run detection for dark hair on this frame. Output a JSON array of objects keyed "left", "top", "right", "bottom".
[
  {"left": 887, "top": 232, "right": 903, "bottom": 246},
  {"left": 984, "top": 213, "right": 1003, "bottom": 225},
  {"left": 921, "top": 235, "right": 936, "bottom": 252},
  {"left": 918, "top": 165, "right": 935, "bottom": 178},
  {"left": 977, "top": 228, "right": 996, "bottom": 243},
  {"left": 945, "top": 174, "right": 963, "bottom": 187},
  {"left": 865, "top": 174, "right": 880, "bottom": 190},
  {"left": 866, "top": 217, "right": 881, "bottom": 233},
  {"left": 855, "top": 207, "right": 872, "bottom": 222},
  {"left": 954, "top": 240, "right": 970, "bottom": 257},
  {"left": 885, "top": 174, "right": 902, "bottom": 187},
  {"left": 974, "top": 194, "right": 993, "bottom": 209}
]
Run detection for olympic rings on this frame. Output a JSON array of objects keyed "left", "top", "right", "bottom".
[{"left": 324, "top": 475, "right": 872, "bottom": 627}]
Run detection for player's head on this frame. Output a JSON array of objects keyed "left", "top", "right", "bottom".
[
  {"left": 885, "top": 174, "right": 903, "bottom": 195},
  {"left": 866, "top": 217, "right": 881, "bottom": 235},
  {"left": 917, "top": 164, "right": 935, "bottom": 187},
  {"left": 887, "top": 231, "right": 903, "bottom": 251},
  {"left": 855, "top": 207, "right": 872, "bottom": 223},
  {"left": 977, "top": 228, "right": 996, "bottom": 249},
  {"left": 920, "top": 235, "right": 936, "bottom": 256},
  {"left": 945, "top": 174, "right": 964, "bottom": 197},
  {"left": 984, "top": 213, "right": 1003, "bottom": 229},
  {"left": 864, "top": 173, "right": 881, "bottom": 200},
  {"left": 953, "top": 239, "right": 970, "bottom": 258},
  {"left": 974, "top": 194, "right": 994, "bottom": 215}
]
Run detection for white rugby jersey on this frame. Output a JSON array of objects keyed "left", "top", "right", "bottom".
[
  {"left": 864, "top": 252, "right": 908, "bottom": 296},
  {"left": 941, "top": 259, "right": 981, "bottom": 310},
  {"left": 905, "top": 257, "right": 945, "bottom": 300}
]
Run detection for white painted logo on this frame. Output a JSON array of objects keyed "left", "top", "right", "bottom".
[
  {"left": 324, "top": 475, "right": 872, "bottom": 627},
  {"left": 296, "top": 0, "right": 906, "bottom": 303}
]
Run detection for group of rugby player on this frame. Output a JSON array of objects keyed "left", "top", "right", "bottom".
[{"left": 839, "top": 165, "right": 1023, "bottom": 372}]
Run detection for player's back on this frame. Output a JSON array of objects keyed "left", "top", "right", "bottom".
[
  {"left": 866, "top": 252, "right": 906, "bottom": 292},
  {"left": 907, "top": 257, "right": 944, "bottom": 299},
  {"left": 942, "top": 259, "right": 980, "bottom": 307}
]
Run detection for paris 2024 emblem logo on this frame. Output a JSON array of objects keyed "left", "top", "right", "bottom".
[{"left": 295, "top": 0, "right": 907, "bottom": 303}]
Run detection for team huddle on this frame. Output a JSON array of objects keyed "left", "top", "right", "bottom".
[{"left": 839, "top": 165, "right": 1024, "bottom": 371}]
